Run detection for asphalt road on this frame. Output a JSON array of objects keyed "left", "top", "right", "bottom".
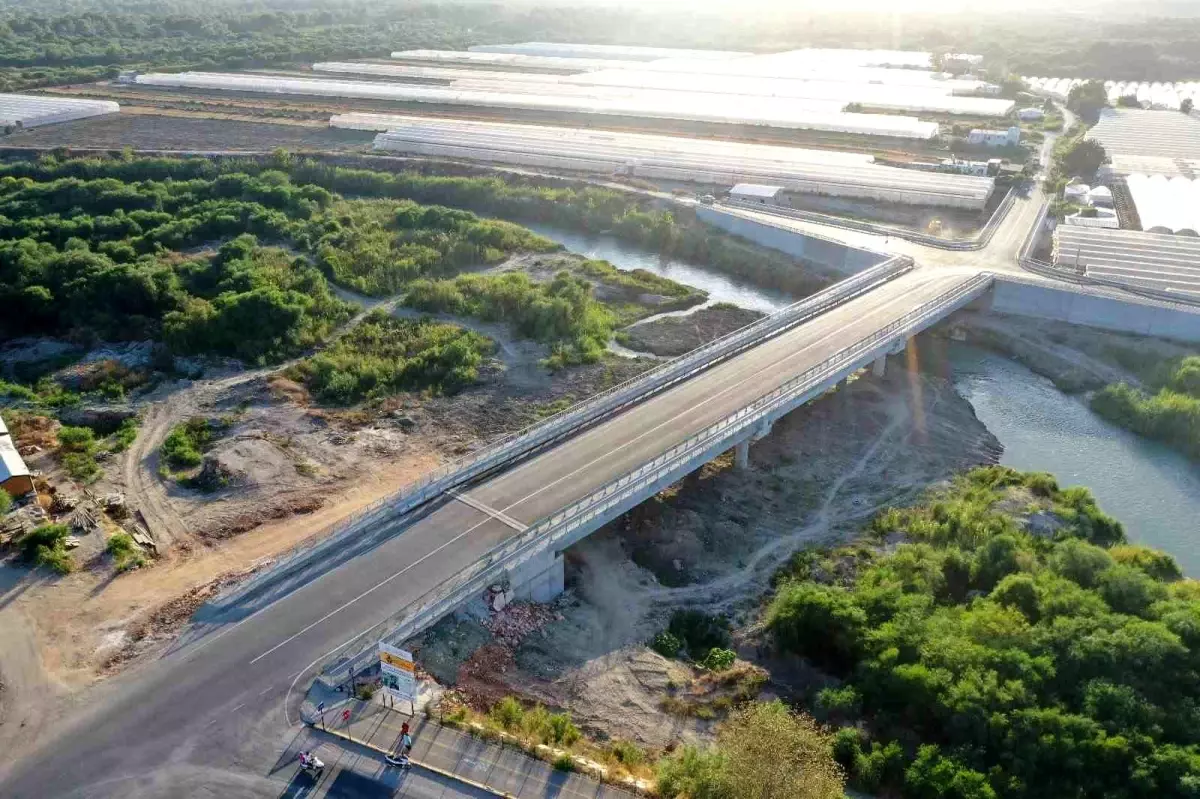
[{"left": 2, "top": 267, "right": 978, "bottom": 799}]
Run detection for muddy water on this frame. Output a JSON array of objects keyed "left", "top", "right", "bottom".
[
  {"left": 951, "top": 344, "right": 1200, "bottom": 575},
  {"left": 526, "top": 224, "right": 794, "bottom": 314}
]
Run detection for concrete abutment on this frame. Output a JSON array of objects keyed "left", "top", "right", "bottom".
[{"left": 508, "top": 550, "right": 565, "bottom": 604}]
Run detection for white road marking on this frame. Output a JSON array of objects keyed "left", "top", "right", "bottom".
[{"left": 231, "top": 703, "right": 246, "bottom": 713}]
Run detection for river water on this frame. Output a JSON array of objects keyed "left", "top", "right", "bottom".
[
  {"left": 951, "top": 345, "right": 1200, "bottom": 574},
  {"left": 527, "top": 224, "right": 794, "bottom": 314},
  {"left": 535, "top": 224, "right": 1200, "bottom": 573}
]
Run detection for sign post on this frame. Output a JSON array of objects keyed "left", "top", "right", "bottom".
[{"left": 379, "top": 642, "right": 417, "bottom": 716}]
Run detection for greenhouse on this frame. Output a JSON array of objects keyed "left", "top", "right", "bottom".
[
  {"left": 1100, "top": 154, "right": 1200, "bottom": 180},
  {"left": 364, "top": 116, "right": 993, "bottom": 208},
  {"left": 1054, "top": 227, "right": 1200, "bottom": 298},
  {"left": 136, "top": 72, "right": 941, "bottom": 139},
  {"left": 467, "top": 42, "right": 751, "bottom": 62},
  {"left": 1087, "top": 109, "right": 1200, "bottom": 160},
  {"left": 0, "top": 94, "right": 119, "bottom": 129},
  {"left": 1125, "top": 174, "right": 1200, "bottom": 234},
  {"left": 387, "top": 50, "right": 628, "bottom": 73}
]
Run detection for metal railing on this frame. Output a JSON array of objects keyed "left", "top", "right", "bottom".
[
  {"left": 320, "top": 271, "right": 994, "bottom": 680},
  {"left": 211, "top": 254, "right": 915, "bottom": 609},
  {"left": 723, "top": 185, "right": 1017, "bottom": 252}
]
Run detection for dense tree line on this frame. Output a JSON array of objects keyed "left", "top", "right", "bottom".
[
  {"left": 766, "top": 466, "right": 1200, "bottom": 799},
  {"left": 1092, "top": 356, "right": 1200, "bottom": 460},
  {"left": 287, "top": 310, "right": 493, "bottom": 404}
]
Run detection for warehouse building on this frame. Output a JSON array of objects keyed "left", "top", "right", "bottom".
[
  {"left": 967, "top": 127, "right": 1020, "bottom": 147},
  {"left": 1054, "top": 227, "right": 1200, "bottom": 298},
  {"left": 0, "top": 424, "right": 33, "bottom": 498},
  {"left": 360, "top": 116, "right": 994, "bottom": 208},
  {"left": 0, "top": 94, "right": 119, "bottom": 130},
  {"left": 729, "top": 184, "right": 786, "bottom": 204}
]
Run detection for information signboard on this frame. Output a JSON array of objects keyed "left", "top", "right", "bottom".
[{"left": 379, "top": 642, "right": 417, "bottom": 702}]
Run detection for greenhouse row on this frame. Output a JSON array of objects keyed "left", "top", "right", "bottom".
[
  {"left": 388, "top": 50, "right": 628, "bottom": 73},
  {"left": 135, "top": 71, "right": 941, "bottom": 139},
  {"left": 1087, "top": 109, "right": 1200, "bottom": 160},
  {"left": 1024, "top": 76, "right": 1200, "bottom": 110},
  {"left": 0, "top": 94, "right": 119, "bottom": 129},
  {"left": 1126, "top": 174, "right": 1200, "bottom": 234},
  {"left": 1054, "top": 227, "right": 1200, "bottom": 298},
  {"left": 363, "top": 116, "right": 994, "bottom": 208},
  {"left": 467, "top": 42, "right": 751, "bottom": 62},
  {"left": 1100, "top": 154, "right": 1200, "bottom": 180}
]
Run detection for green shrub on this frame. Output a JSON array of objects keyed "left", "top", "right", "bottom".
[
  {"left": 656, "top": 745, "right": 728, "bottom": 799},
  {"left": 62, "top": 451, "right": 101, "bottom": 482},
  {"left": 651, "top": 630, "right": 683, "bottom": 659},
  {"left": 108, "top": 418, "right": 140, "bottom": 453},
  {"left": 766, "top": 582, "right": 865, "bottom": 671},
  {"left": 700, "top": 647, "right": 737, "bottom": 672},
  {"left": 0, "top": 489, "right": 12, "bottom": 515},
  {"left": 105, "top": 532, "right": 145, "bottom": 572},
  {"left": 21, "top": 523, "right": 72, "bottom": 574},
  {"left": 667, "top": 610, "right": 731, "bottom": 661},
  {"left": 547, "top": 712, "right": 580, "bottom": 746},
  {"left": 57, "top": 425, "right": 96, "bottom": 453},
  {"left": 552, "top": 753, "right": 575, "bottom": 772},
  {"left": 161, "top": 417, "right": 216, "bottom": 469},
  {"left": 489, "top": 696, "right": 524, "bottom": 731},
  {"left": 609, "top": 739, "right": 645, "bottom": 768},
  {"left": 816, "top": 685, "right": 862, "bottom": 719}
]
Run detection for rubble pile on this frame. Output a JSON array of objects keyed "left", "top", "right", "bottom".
[{"left": 483, "top": 594, "right": 560, "bottom": 649}]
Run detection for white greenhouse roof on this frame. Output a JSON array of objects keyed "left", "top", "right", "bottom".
[
  {"left": 1126, "top": 174, "right": 1200, "bottom": 234},
  {"left": 362, "top": 116, "right": 992, "bottom": 208},
  {"left": 467, "top": 42, "right": 752, "bottom": 62},
  {"left": 1087, "top": 109, "right": 1200, "bottom": 160},
  {"left": 731, "top": 184, "right": 785, "bottom": 198},
  {"left": 0, "top": 415, "right": 8, "bottom": 436},
  {"left": 1025, "top": 76, "right": 1200, "bottom": 110},
  {"left": 139, "top": 72, "right": 940, "bottom": 139},
  {"left": 1101, "top": 154, "right": 1200, "bottom": 180},
  {"left": 0, "top": 93, "right": 119, "bottom": 128},
  {"left": 0, "top": 434, "right": 29, "bottom": 485},
  {"left": 1054, "top": 227, "right": 1200, "bottom": 298},
  {"left": 388, "top": 50, "right": 628, "bottom": 73}
]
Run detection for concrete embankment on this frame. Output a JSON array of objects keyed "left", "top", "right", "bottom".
[
  {"left": 696, "top": 206, "right": 886, "bottom": 275},
  {"left": 989, "top": 278, "right": 1200, "bottom": 343}
]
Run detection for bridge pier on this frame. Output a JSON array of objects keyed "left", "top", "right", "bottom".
[
  {"left": 872, "top": 355, "right": 887, "bottom": 378},
  {"left": 735, "top": 440, "right": 750, "bottom": 470},
  {"left": 508, "top": 550, "right": 565, "bottom": 604}
]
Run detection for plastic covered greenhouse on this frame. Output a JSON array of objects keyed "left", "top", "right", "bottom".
[{"left": 0, "top": 94, "right": 119, "bottom": 129}]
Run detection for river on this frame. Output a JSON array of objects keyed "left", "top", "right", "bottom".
[
  {"left": 532, "top": 225, "right": 1200, "bottom": 572},
  {"left": 951, "top": 345, "right": 1200, "bottom": 575},
  {"left": 526, "top": 223, "right": 794, "bottom": 314}
]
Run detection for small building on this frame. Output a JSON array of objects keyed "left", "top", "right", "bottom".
[
  {"left": 0, "top": 434, "right": 33, "bottom": 497},
  {"left": 729, "top": 183, "right": 785, "bottom": 205},
  {"left": 1017, "top": 107, "right": 1046, "bottom": 121},
  {"left": 967, "top": 126, "right": 1021, "bottom": 147},
  {"left": 1064, "top": 183, "right": 1092, "bottom": 203},
  {"left": 1064, "top": 207, "right": 1120, "bottom": 228}
]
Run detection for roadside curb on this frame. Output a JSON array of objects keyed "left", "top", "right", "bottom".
[{"left": 312, "top": 724, "right": 516, "bottom": 798}]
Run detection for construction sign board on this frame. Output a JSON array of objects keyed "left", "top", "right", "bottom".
[{"left": 379, "top": 642, "right": 416, "bottom": 702}]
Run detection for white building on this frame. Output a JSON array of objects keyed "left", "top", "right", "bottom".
[
  {"left": 1017, "top": 107, "right": 1045, "bottom": 121},
  {"left": 967, "top": 126, "right": 1021, "bottom": 147},
  {"left": 729, "top": 184, "right": 785, "bottom": 204}
]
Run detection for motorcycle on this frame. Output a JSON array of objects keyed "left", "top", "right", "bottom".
[
  {"left": 385, "top": 752, "right": 412, "bottom": 770},
  {"left": 298, "top": 752, "right": 325, "bottom": 778}
]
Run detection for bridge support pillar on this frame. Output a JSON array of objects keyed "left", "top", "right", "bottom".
[
  {"left": 735, "top": 440, "right": 750, "bottom": 470},
  {"left": 872, "top": 355, "right": 887, "bottom": 378},
  {"left": 508, "top": 551, "right": 564, "bottom": 604}
]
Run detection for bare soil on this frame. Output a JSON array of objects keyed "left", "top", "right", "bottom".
[
  {"left": 1, "top": 113, "right": 375, "bottom": 153},
  {"left": 621, "top": 305, "right": 766, "bottom": 357},
  {"left": 408, "top": 359, "right": 1002, "bottom": 747}
]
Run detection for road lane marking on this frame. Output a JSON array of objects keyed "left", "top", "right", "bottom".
[
  {"left": 446, "top": 488, "right": 527, "bottom": 531},
  {"left": 231, "top": 703, "right": 246, "bottom": 713},
  {"left": 267, "top": 275, "right": 953, "bottom": 671}
]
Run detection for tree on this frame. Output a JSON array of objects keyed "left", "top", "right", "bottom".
[
  {"left": 1117, "top": 94, "right": 1141, "bottom": 108},
  {"left": 1061, "top": 138, "right": 1108, "bottom": 180},
  {"left": 1066, "top": 80, "right": 1109, "bottom": 123},
  {"left": 1182, "top": 98, "right": 1194, "bottom": 115}
]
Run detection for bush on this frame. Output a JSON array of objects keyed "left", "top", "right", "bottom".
[
  {"left": 552, "top": 753, "right": 575, "bottom": 772},
  {"left": 105, "top": 532, "right": 145, "bottom": 572},
  {"left": 0, "top": 489, "right": 12, "bottom": 515},
  {"left": 161, "top": 417, "right": 215, "bottom": 470},
  {"left": 700, "top": 648, "right": 737, "bottom": 672},
  {"left": 57, "top": 426, "right": 96, "bottom": 452},
  {"left": 766, "top": 582, "right": 865, "bottom": 671},
  {"left": 651, "top": 630, "right": 683, "bottom": 659},
  {"left": 489, "top": 696, "right": 524, "bottom": 731},
  {"left": 21, "top": 523, "right": 72, "bottom": 574},
  {"left": 667, "top": 610, "right": 732, "bottom": 661},
  {"left": 656, "top": 745, "right": 728, "bottom": 799},
  {"left": 609, "top": 739, "right": 645, "bottom": 768},
  {"left": 547, "top": 712, "right": 580, "bottom": 746},
  {"left": 816, "top": 685, "right": 862, "bottom": 720},
  {"left": 108, "top": 418, "right": 139, "bottom": 453}
]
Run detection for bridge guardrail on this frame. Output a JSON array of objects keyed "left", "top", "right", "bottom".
[
  {"left": 723, "top": 185, "right": 1016, "bottom": 252},
  {"left": 319, "top": 272, "right": 994, "bottom": 681},
  {"left": 211, "top": 254, "right": 915, "bottom": 609}
]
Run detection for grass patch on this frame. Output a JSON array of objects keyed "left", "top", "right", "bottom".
[
  {"left": 161, "top": 417, "right": 218, "bottom": 470},
  {"left": 56, "top": 425, "right": 101, "bottom": 482},
  {"left": 105, "top": 532, "right": 146, "bottom": 572}
]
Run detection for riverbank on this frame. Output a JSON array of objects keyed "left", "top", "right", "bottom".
[{"left": 620, "top": 304, "right": 767, "bottom": 358}]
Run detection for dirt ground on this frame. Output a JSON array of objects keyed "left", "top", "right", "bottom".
[
  {"left": 407, "top": 353, "right": 1002, "bottom": 747},
  {"left": 1, "top": 113, "right": 376, "bottom": 153},
  {"left": 621, "top": 305, "right": 767, "bottom": 357}
]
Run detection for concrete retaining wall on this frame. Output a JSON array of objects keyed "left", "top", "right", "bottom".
[
  {"left": 697, "top": 207, "right": 884, "bottom": 275},
  {"left": 990, "top": 278, "right": 1200, "bottom": 342}
]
